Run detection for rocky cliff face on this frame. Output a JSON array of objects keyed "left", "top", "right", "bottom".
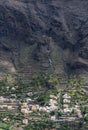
[{"left": 0, "top": 0, "right": 88, "bottom": 82}]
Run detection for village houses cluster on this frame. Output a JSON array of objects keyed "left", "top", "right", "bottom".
[
  {"left": 0, "top": 96, "right": 18, "bottom": 111},
  {"left": 59, "top": 93, "right": 82, "bottom": 119},
  {"left": 0, "top": 91, "right": 83, "bottom": 125},
  {"left": 21, "top": 92, "right": 83, "bottom": 124},
  {"left": 20, "top": 94, "right": 58, "bottom": 124}
]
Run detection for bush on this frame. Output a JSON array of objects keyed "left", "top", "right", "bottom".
[{"left": 24, "top": 120, "right": 55, "bottom": 130}]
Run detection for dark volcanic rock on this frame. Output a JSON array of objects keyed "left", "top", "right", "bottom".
[{"left": 0, "top": 0, "right": 88, "bottom": 82}]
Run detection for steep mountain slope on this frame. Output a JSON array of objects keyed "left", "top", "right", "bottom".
[{"left": 0, "top": 0, "right": 88, "bottom": 82}]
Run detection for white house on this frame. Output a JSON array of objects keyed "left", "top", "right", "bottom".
[
  {"left": 63, "top": 99, "right": 70, "bottom": 103},
  {"left": 0, "top": 96, "right": 4, "bottom": 103},
  {"left": 39, "top": 106, "right": 47, "bottom": 112},
  {"left": 63, "top": 94, "right": 71, "bottom": 99},
  {"left": 50, "top": 95, "right": 57, "bottom": 99},
  {"left": 21, "top": 109, "right": 29, "bottom": 114},
  {"left": 51, "top": 116, "right": 56, "bottom": 121},
  {"left": 23, "top": 118, "right": 28, "bottom": 125},
  {"left": 63, "top": 108, "right": 72, "bottom": 114}
]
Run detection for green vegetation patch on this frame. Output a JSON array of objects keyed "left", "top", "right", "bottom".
[{"left": 0, "top": 122, "right": 10, "bottom": 130}]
